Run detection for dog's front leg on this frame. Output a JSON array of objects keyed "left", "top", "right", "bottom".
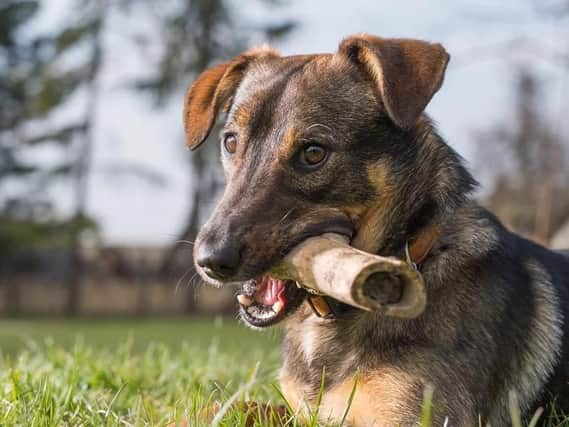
[
  {"left": 281, "top": 369, "right": 476, "bottom": 427},
  {"left": 281, "top": 370, "right": 419, "bottom": 426}
]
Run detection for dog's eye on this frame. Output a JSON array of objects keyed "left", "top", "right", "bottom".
[
  {"left": 222, "top": 134, "right": 237, "bottom": 154},
  {"left": 298, "top": 144, "right": 327, "bottom": 167}
]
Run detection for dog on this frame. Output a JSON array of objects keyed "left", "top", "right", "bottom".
[{"left": 184, "top": 34, "right": 569, "bottom": 426}]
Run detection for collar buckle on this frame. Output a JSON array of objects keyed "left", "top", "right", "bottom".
[
  {"left": 404, "top": 240, "right": 419, "bottom": 272},
  {"left": 298, "top": 281, "right": 337, "bottom": 319},
  {"left": 307, "top": 295, "right": 337, "bottom": 319}
]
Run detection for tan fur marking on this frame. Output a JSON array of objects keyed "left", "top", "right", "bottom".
[
  {"left": 232, "top": 103, "right": 254, "bottom": 128},
  {"left": 277, "top": 127, "right": 299, "bottom": 163},
  {"left": 230, "top": 104, "right": 256, "bottom": 170},
  {"left": 279, "top": 373, "right": 311, "bottom": 421},
  {"left": 281, "top": 369, "right": 418, "bottom": 426},
  {"left": 320, "top": 370, "right": 417, "bottom": 426},
  {"left": 347, "top": 160, "right": 395, "bottom": 253}
]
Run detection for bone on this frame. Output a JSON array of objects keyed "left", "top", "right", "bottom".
[{"left": 271, "top": 233, "right": 427, "bottom": 318}]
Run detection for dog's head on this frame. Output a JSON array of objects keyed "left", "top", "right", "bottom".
[{"left": 186, "top": 34, "right": 451, "bottom": 328}]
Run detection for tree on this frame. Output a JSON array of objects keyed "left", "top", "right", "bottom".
[
  {"left": 61, "top": 0, "right": 106, "bottom": 315},
  {"left": 0, "top": 0, "right": 89, "bottom": 313},
  {"left": 476, "top": 68, "right": 569, "bottom": 243},
  {"left": 0, "top": 0, "right": 111, "bottom": 314},
  {"left": 454, "top": 1, "right": 569, "bottom": 245}
]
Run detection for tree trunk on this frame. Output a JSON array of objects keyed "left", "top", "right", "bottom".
[{"left": 65, "top": 3, "right": 104, "bottom": 316}]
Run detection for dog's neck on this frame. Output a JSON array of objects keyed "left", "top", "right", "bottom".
[{"left": 373, "top": 117, "right": 477, "bottom": 262}]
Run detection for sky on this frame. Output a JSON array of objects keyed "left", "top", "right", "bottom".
[{"left": 28, "top": 0, "right": 569, "bottom": 245}]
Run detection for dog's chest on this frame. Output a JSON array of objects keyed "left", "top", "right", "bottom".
[
  {"left": 282, "top": 314, "right": 360, "bottom": 393},
  {"left": 298, "top": 318, "right": 322, "bottom": 363},
  {"left": 280, "top": 324, "right": 418, "bottom": 426}
]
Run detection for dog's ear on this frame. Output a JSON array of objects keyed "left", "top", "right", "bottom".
[
  {"left": 183, "top": 46, "right": 279, "bottom": 150},
  {"left": 339, "top": 34, "right": 449, "bottom": 130}
]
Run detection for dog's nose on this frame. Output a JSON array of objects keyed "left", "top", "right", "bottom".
[{"left": 196, "top": 241, "right": 241, "bottom": 280}]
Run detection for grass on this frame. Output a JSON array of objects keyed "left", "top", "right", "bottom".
[
  {"left": 0, "top": 317, "right": 566, "bottom": 426},
  {"left": 0, "top": 317, "right": 285, "bottom": 426}
]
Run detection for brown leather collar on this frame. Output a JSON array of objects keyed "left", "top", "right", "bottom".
[
  {"left": 307, "top": 224, "right": 440, "bottom": 319},
  {"left": 406, "top": 223, "right": 441, "bottom": 266}
]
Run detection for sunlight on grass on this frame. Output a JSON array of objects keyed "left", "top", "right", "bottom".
[{"left": 0, "top": 318, "right": 567, "bottom": 426}]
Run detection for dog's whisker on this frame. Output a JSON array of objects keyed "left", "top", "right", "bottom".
[
  {"left": 278, "top": 208, "right": 295, "bottom": 225},
  {"left": 306, "top": 123, "right": 333, "bottom": 134},
  {"left": 175, "top": 267, "right": 194, "bottom": 294},
  {"left": 175, "top": 239, "right": 196, "bottom": 246},
  {"left": 186, "top": 271, "right": 200, "bottom": 288}
]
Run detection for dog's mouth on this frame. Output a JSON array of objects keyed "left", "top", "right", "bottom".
[{"left": 236, "top": 276, "right": 307, "bottom": 328}]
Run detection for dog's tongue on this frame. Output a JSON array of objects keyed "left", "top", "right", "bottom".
[{"left": 254, "top": 276, "right": 286, "bottom": 306}]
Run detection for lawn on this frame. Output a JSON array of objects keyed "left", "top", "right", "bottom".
[
  {"left": 0, "top": 317, "right": 286, "bottom": 426},
  {"left": 0, "top": 317, "right": 565, "bottom": 426}
]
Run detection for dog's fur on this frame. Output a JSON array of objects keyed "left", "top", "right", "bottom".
[{"left": 185, "top": 34, "right": 569, "bottom": 426}]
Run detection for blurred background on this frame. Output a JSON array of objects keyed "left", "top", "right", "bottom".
[{"left": 1, "top": 0, "right": 568, "bottom": 319}]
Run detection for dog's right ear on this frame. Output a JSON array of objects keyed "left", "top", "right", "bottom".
[
  {"left": 183, "top": 46, "right": 279, "bottom": 150},
  {"left": 338, "top": 34, "right": 449, "bottom": 130}
]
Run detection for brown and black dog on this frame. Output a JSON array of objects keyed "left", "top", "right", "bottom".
[{"left": 185, "top": 34, "right": 569, "bottom": 426}]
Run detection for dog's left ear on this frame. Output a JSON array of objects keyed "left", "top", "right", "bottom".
[
  {"left": 339, "top": 34, "right": 449, "bottom": 130},
  {"left": 183, "top": 46, "right": 279, "bottom": 150}
]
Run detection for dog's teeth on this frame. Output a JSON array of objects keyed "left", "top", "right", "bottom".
[
  {"left": 272, "top": 301, "right": 284, "bottom": 314},
  {"left": 237, "top": 294, "right": 253, "bottom": 306}
]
